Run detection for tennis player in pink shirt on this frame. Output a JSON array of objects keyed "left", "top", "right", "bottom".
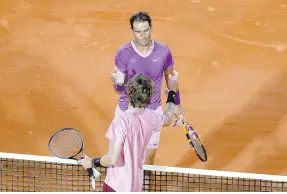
[{"left": 78, "top": 71, "right": 179, "bottom": 192}]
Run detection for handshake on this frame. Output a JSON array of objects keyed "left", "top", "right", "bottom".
[
  {"left": 109, "top": 67, "right": 126, "bottom": 86},
  {"left": 109, "top": 66, "right": 185, "bottom": 120},
  {"left": 109, "top": 66, "right": 179, "bottom": 92}
]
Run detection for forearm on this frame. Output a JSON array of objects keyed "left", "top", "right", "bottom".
[
  {"left": 92, "top": 153, "right": 115, "bottom": 168},
  {"left": 79, "top": 142, "right": 122, "bottom": 169},
  {"left": 164, "top": 69, "right": 181, "bottom": 105},
  {"left": 92, "top": 142, "right": 122, "bottom": 168},
  {"left": 164, "top": 70, "right": 175, "bottom": 91},
  {"left": 166, "top": 79, "right": 179, "bottom": 92},
  {"left": 162, "top": 102, "right": 176, "bottom": 127},
  {"left": 167, "top": 84, "right": 181, "bottom": 105},
  {"left": 99, "top": 154, "right": 113, "bottom": 167}
]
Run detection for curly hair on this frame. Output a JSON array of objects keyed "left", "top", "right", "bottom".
[
  {"left": 129, "top": 11, "right": 152, "bottom": 30},
  {"left": 127, "top": 74, "right": 155, "bottom": 108}
]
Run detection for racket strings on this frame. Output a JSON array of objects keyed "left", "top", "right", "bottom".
[
  {"left": 191, "top": 138, "right": 205, "bottom": 158},
  {"left": 49, "top": 130, "right": 83, "bottom": 158},
  {"left": 185, "top": 124, "right": 207, "bottom": 161}
]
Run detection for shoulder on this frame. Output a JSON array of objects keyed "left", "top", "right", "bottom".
[
  {"left": 113, "top": 114, "right": 129, "bottom": 125},
  {"left": 153, "top": 41, "right": 172, "bottom": 53},
  {"left": 144, "top": 108, "right": 163, "bottom": 124},
  {"left": 116, "top": 42, "right": 133, "bottom": 55},
  {"left": 106, "top": 115, "right": 129, "bottom": 139}
]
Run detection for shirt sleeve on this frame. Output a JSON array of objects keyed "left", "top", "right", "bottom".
[
  {"left": 163, "top": 46, "right": 175, "bottom": 71},
  {"left": 115, "top": 49, "right": 128, "bottom": 74},
  {"left": 106, "top": 116, "right": 126, "bottom": 145}
]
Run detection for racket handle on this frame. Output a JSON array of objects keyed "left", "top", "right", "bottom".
[
  {"left": 78, "top": 155, "right": 95, "bottom": 177},
  {"left": 87, "top": 168, "right": 94, "bottom": 177}
]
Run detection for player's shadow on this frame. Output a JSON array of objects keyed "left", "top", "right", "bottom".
[
  {"left": 175, "top": 70, "right": 287, "bottom": 171},
  {"left": 244, "top": 138, "right": 287, "bottom": 175}
]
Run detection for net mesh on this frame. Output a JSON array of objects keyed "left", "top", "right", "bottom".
[
  {"left": 0, "top": 152, "right": 286, "bottom": 192},
  {"left": 144, "top": 172, "right": 286, "bottom": 192}
]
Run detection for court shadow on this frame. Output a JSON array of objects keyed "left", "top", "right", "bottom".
[
  {"left": 175, "top": 70, "right": 287, "bottom": 172},
  {"left": 0, "top": 103, "right": 39, "bottom": 153},
  {"left": 245, "top": 142, "right": 287, "bottom": 175},
  {"left": 24, "top": 62, "right": 106, "bottom": 155},
  {"left": 0, "top": 51, "right": 111, "bottom": 155}
]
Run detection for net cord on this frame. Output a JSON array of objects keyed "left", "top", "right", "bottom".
[{"left": 1, "top": 152, "right": 287, "bottom": 182}]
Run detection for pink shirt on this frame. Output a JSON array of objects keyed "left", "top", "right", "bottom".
[{"left": 104, "top": 107, "right": 163, "bottom": 192}]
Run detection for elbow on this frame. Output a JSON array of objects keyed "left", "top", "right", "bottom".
[
  {"left": 109, "top": 156, "right": 119, "bottom": 166},
  {"left": 110, "top": 160, "right": 117, "bottom": 166}
]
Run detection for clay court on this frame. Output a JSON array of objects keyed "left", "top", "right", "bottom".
[{"left": 0, "top": 0, "right": 286, "bottom": 178}]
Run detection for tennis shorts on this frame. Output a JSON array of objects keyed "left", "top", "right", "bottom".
[
  {"left": 114, "top": 105, "right": 163, "bottom": 149},
  {"left": 103, "top": 183, "right": 115, "bottom": 192}
]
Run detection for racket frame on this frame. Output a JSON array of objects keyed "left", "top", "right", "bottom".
[
  {"left": 48, "top": 128, "right": 84, "bottom": 159},
  {"left": 48, "top": 128, "right": 96, "bottom": 180},
  {"left": 175, "top": 115, "right": 208, "bottom": 162}
]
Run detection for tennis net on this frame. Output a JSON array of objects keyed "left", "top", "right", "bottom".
[{"left": 1, "top": 152, "right": 286, "bottom": 192}]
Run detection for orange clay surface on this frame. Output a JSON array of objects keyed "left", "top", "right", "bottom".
[{"left": 0, "top": 0, "right": 286, "bottom": 176}]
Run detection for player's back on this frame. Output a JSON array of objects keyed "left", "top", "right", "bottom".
[
  {"left": 123, "top": 108, "right": 162, "bottom": 167},
  {"left": 105, "top": 107, "right": 162, "bottom": 192}
]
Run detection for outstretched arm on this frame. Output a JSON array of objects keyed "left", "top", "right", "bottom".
[
  {"left": 77, "top": 141, "right": 122, "bottom": 169},
  {"left": 110, "top": 67, "right": 126, "bottom": 94},
  {"left": 162, "top": 70, "right": 179, "bottom": 127},
  {"left": 78, "top": 118, "right": 126, "bottom": 169},
  {"left": 110, "top": 49, "right": 128, "bottom": 94},
  {"left": 162, "top": 101, "right": 176, "bottom": 127},
  {"left": 98, "top": 141, "right": 122, "bottom": 167},
  {"left": 164, "top": 68, "right": 181, "bottom": 105},
  {"left": 163, "top": 47, "right": 182, "bottom": 108},
  {"left": 164, "top": 68, "right": 185, "bottom": 117},
  {"left": 164, "top": 68, "right": 176, "bottom": 90}
]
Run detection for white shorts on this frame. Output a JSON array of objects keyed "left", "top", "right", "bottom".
[{"left": 114, "top": 105, "right": 163, "bottom": 149}]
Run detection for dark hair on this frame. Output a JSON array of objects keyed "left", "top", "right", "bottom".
[
  {"left": 127, "top": 74, "right": 155, "bottom": 108},
  {"left": 129, "top": 11, "right": 152, "bottom": 30}
]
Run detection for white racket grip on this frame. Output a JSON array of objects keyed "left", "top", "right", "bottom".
[{"left": 91, "top": 167, "right": 101, "bottom": 191}]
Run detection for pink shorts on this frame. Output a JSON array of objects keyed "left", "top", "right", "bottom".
[{"left": 114, "top": 105, "right": 163, "bottom": 149}]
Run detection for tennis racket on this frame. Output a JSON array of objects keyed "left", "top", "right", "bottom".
[
  {"left": 172, "top": 114, "right": 208, "bottom": 162},
  {"left": 164, "top": 89, "right": 208, "bottom": 162},
  {"left": 48, "top": 128, "right": 101, "bottom": 190}
]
